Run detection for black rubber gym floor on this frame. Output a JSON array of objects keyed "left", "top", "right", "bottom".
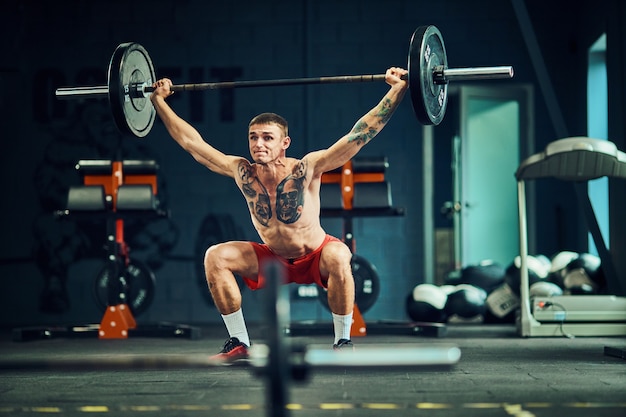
[{"left": 0, "top": 323, "right": 624, "bottom": 417}]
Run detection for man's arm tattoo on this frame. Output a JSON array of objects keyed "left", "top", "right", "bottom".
[
  {"left": 348, "top": 120, "right": 377, "bottom": 145},
  {"left": 377, "top": 98, "right": 393, "bottom": 125}
]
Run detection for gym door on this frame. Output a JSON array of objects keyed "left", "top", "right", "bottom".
[{"left": 457, "top": 85, "right": 533, "bottom": 266}]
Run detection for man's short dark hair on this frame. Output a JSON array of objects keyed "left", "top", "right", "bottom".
[{"left": 249, "top": 113, "right": 288, "bottom": 136}]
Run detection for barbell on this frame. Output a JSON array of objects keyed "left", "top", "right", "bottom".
[
  {"left": 0, "top": 344, "right": 461, "bottom": 373},
  {"left": 55, "top": 25, "right": 514, "bottom": 138}
]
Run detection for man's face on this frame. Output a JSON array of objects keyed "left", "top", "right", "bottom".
[{"left": 248, "top": 123, "right": 289, "bottom": 163}]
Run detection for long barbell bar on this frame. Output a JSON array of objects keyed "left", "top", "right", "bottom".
[
  {"left": 55, "top": 66, "right": 513, "bottom": 100},
  {"left": 55, "top": 75, "right": 394, "bottom": 99}
]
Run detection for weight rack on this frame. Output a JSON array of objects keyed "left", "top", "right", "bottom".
[{"left": 13, "top": 159, "right": 200, "bottom": 342}]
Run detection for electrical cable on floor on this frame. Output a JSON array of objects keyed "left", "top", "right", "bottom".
[{"left": 542, "top": 301, "right": 575, "bottom": 339}]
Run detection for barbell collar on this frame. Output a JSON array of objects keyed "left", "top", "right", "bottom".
[
  {"left": 56, "top": 86, "right": 109, "bottom": 99},
  {"left": 304, "top": 344, "right": 461, "bottom": 369},
  {"left": 436, "top": 65, "right": 514, "bottom": 84}
]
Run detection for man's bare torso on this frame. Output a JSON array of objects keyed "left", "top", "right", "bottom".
[{"left": 235, "top": 156, "right": 326, "bottom": 259}]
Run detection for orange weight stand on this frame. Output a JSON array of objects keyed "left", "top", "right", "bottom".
[
  {"left": 314, "top": 158, "right": 446, "bottom": 338},
  {"left": 99, "top": 304, "right": 136, "bottom": 338},
  {"left": 321, "top": 160, "right": 386, "bottom": 253},
  {"left": 322, "top": 160, "right": 387, "bottom": 338},
  {"left": 321, "top": 160, "right": 386, "bottom": 210},
  {"left": 82, "top": 161, "right": 154, "bottom": 339},
  {"left": 351, "top": 305, "right": 367, "bottom": 337},
  {"left": 12, "top": 160, "right": 201, "bottom": 342},
  {"left": 289, "top": 157, "right": 446, "bottom": 338}
]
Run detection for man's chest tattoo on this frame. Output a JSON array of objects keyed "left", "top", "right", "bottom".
[{"left": 239, "top": 160, "right": 307, "bottom": 226}]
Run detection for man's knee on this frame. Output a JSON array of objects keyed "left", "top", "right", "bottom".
[
  {"left": 321, "top": 242, "right": 353, "bottom": 281},
  {"left": 204, "top": 243, "right": 224, "bottom": 269},
  {"left": 204, "top": 243, "right": 240, "bottom": 274},
  {"left": 204, "top": 242, "right": 257, "bottom": 280},
  {"left": 322, "top": 242, "right": 354, "bottom": 314}
]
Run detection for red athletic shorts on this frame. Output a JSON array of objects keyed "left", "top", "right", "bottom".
[{"left": 242, "top": 234, "right": 342, "bottom": 290}]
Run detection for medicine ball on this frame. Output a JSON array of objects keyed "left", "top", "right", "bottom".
[
  {"left": 440, "top": 284, "right": 457, "bottom": 295},
  {"left": 529, "top": 281, "right": 563, "bottom": 298},
  {"left": 550, "top": 251, "right": 579, "bottom": 273},
  {"left": 406, "top": 284, "right": 447, "bottom": 323},
  {"left": 445, "top": 284, "right": 487, "bottom": 318},
  {"left": 535, "top": 254, "right": 552, "bottom": 275},
  {"left": 548, "top": 251, "right": 579, "bottom": 288},
  {"left": 563, "top": 268, "right": 598, "bottom": 295},
  {"left": 505, "top": 255, "right": 548, "bottom": 296},
  {"left": 457, "top": 260, "right": 506, "bottom": 294},
  {"left": 565, "top": 253, "right": 605, "bottom": 291},
  {"left": 484, "top": 282, "right": 519, "bottom": 324}
]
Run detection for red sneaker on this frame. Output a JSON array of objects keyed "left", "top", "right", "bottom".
[{"left": 210, "top": 337, "right": 250, "bottom": 362}]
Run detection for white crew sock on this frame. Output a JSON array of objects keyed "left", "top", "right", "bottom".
[
  {"left": 221, "top": 309, "right": 250, "bottom": 347},
  {"left": 332, "top": 312, "right": 353, "bottom": 344}
]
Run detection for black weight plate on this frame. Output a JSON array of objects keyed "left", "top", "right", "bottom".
[
  {"left": 94, "top": 258, "right": 156, "bottom": 316},
  {"left": 108, "top": 43, "right": 156, "bottom": 138},
  {"left": 318, "top": 254, "right": 380, "bottom": 313},
  {"left": 408, "top": 25, "right": 448, "bottom": 125}
]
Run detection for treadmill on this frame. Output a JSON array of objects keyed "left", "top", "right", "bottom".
[{"left": 515, "top": 137, "right": 626, "bottom": 337}]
